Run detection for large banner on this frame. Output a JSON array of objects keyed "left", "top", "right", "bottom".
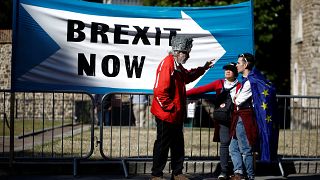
[{"left": 12, "top": 0, "right": 254, "bottom": 94}]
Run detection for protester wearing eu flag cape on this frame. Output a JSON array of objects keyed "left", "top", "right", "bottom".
[
  {"left": 230, "top": 53, "right": 279, "bottom": 180},
  {"left": 229, "top": 53, "right": 258, "bottom": 180}
]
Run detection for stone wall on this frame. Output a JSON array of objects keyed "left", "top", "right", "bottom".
[
  {"left": 291, "top": 0, "right": 320, "bottom": 96},
  {"left": 0, "top": 30, "right": 12, "bottom": 90},
  {"left": 290, "top": 0, "right": 320, "bottom": 129}
]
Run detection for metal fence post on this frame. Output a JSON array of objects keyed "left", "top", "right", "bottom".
[
  {"left": 9, "top": 92, "right": 15, "bottom": 167},
  {"left": 73, "top": 158, "right": 79, "bottom": 177}
]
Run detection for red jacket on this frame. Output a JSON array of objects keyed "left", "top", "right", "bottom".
[
  {"left": 187, "top": 79, "right": 241, "bottom": 96},
  {"left": 151, "top": 54, "right": 207, "bottom": 124}
]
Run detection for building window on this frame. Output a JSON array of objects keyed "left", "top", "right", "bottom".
[{"left": 295, "top": 9, "right": 303, "bottom": 43}]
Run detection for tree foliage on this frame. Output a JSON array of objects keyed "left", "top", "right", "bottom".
[
  {"left": 143, "top": 0, "right": 290, "bottom": 94},
  {"left": 0, "top": 0, "right": 12, "bottom": 29}
]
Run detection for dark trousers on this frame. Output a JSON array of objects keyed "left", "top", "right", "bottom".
[
  {"left": 219, "top": 124, "right": 231, "bottom": 175},
  {"left": 151, "top": 118, "right": 185, "bottom": 177}
]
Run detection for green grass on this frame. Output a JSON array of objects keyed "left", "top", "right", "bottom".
[{"left": 0, "top": 118, "right": 72, "bottom": 136}]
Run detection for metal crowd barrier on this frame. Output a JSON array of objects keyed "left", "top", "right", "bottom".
[
  {"left": 98, "top": 93, "right": 220, "bottom": 176},
  {"left": 99, "top": 93, "right": 218, "bottom": 157},
  {"left": 277, "top": 95, "right": 320, "bottom": 161},
  {"left": 276, "top": 95, "right": 320, "bottom": 176},
  {"left": 1, "top": 90, "right": 319, "bottom": 177},
  {"left": 0, "top": 90, "right": 95, "bottom": 176},
  {"left": 276, "top": 95, "right": 320, "bottom": 160},
  {"left": 99, "top": 93, "right": 320, "bottom": 176}
]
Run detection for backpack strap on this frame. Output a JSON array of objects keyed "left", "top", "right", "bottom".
[
  {"left": 230, "top": 83, "right": 238, "bottom": 91},
  {"left": 220, "top": 80, "right": 225, "bottom": 91}
]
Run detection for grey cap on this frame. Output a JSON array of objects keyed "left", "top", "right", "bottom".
[{"left": 171, "top": 36, "right": 193, "bottom": 52}]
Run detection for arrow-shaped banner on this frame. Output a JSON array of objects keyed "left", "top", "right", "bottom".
[{"left": 12, "top": 0, "right": 254, "bottom": 94}]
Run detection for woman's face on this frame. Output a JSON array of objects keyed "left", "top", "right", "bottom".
[
  {"left": 236, "top": 57, "right": 247, "bottom": 73},
  {"left": 224, "top": 69, "right": 235, "bottom": 80}
]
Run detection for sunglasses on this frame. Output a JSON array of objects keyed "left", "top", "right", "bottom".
[{"left": 238, "top": 54, "right": 248, "bottom": 63}]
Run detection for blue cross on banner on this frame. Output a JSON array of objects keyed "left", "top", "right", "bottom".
[
  {"left": 248, "top": 67, "right": 279, "bottom": 162},
  {"left": 12, "top": 0, "right": 254, "bottom": 94}
]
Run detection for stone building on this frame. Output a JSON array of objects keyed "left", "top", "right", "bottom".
[
  {"left": 291, "top": 0, "right": 320, "bottom": 96},
  {"left": 291, "top": 0, "right": 320, "bottom": 129}
]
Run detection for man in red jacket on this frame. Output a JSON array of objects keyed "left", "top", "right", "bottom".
[{"left": 150, "top": 35, "right": 214, "bottom": 180}]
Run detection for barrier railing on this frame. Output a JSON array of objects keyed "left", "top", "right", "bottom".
[
  {"left": 0, "top": 90, "right": 95, "bottom": 175},
  {"left": 277, "top": 95, "right": 320, "bottom": 160},
  {"left": 99, "top": 92, "right": 218, "bottom": 159},
  {"left": 99, "top": 93, "right": 320, "bottom": 176},
  {"left": 98, "top": 93, "right": 220, "bottom": 176},
  {"left": 1, "top": 90, "right": 319, "bottom": 177}
]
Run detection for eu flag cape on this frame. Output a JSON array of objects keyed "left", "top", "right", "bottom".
[{"left": 248, "top": 67, "right": 279, "bottom": 162}]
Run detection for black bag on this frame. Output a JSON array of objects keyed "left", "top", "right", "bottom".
[{"left": 213, "top": 80, "right": 237, "bottom": 125}]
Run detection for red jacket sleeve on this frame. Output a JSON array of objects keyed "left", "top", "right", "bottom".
[
  {"left": 186, "top": 79, "right": 221, "bottom": 96},
  {"left": 182, "top": 66, "right": 207, "bottom": 84},
  {"left": 153, "top": 58, "right": 175, "bottom": 111}
]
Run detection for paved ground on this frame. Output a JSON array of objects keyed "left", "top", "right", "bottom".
[
  {"left": 0, "top": 158, "right": 318, "bottom": 180},
  {"left": 2, "top": 174, "right": 320, "bottom": 180}
]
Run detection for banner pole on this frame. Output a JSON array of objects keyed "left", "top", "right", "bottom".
[{"left": 251, "top": 0, "right": 255, "bottom": 54}]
